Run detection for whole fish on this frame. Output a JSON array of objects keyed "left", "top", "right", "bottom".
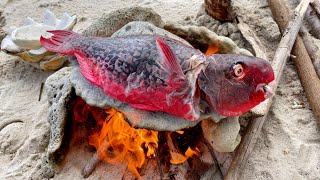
[{"left": 40, "top": 30, "right": 275, "bottom": 121}]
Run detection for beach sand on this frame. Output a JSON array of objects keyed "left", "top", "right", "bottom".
[{"left": 0, "top": 0, "right": 319, "bottom": 179}]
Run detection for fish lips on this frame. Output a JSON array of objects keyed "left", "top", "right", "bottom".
[{"left": 256, "top": 80, "right": 276, "bottom": 99}]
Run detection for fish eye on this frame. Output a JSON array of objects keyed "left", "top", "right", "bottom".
[{"left": 233, "top": 63, "right": 245, "bottom": 78}]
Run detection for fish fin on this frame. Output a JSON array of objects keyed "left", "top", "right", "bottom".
[
  {"left": 74, "top": 52, "right": 99, "bottom": 86},
  {"left": 40, "top": 30, "right": 78, "bottom": 55},
  {"left": 156, "top": 38, "right": 185, "bottom": 81}
]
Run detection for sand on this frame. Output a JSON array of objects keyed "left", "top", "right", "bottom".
[{"left": 0, "top": 0, "right": 320, "bottom": 179}]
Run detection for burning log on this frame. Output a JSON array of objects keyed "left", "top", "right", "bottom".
[{"left": 204, "top": 0, "right": 234, "bottom": 21}]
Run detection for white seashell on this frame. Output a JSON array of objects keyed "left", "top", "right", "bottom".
[
  {"left": 24, "top": 17, "right": 40, "bottom": 26},
  {"left": 2, "top": 9, "right": 77, "bottom": 52},
  {"left": 29, "top": 47, "right": 47, "bottom": 55},
  {"left": 1, "top": 9, "right": 77, "bottom": 71},
  {"left": 43, "top": 9, "right": 58, "bottom": 27},
  {"left": 1, "top": 34, "right": 22, "bottom": 53},
  {"left": 56, "top": 13, "right": 77, "bottom": 30},
  {"left": 11, "top": 25, "right": 55, "bottom": 49}
]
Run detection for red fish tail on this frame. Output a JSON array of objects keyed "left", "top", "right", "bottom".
[{"left": 40, "top": 30, "right": 79, "bottom": 56}]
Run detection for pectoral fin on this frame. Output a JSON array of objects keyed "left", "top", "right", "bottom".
[
  {"left": 156, "top": 38, "right": 186, "bottom": 83},
  {"left": 75, "top": 52, "right": 99, "bottom": 86}
]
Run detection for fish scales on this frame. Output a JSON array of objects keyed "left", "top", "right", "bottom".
[
  {"left": 40, "top": 30, "right": 275, "bottom": 121},
  {"left": 42, "top": 32, "right": 203, "bottom": 121},
  {"left": 73, "top": 36, "right": 196, "bottom": 87}
]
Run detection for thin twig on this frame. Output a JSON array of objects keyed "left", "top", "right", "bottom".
[
  {"left": 156, "top": 148, "right": 165, "bottom": 179},
  {"left": 121, "top": 166, "right": 129, "bottom": 180},
  {"left": 201, "top": 137, "right": 224, "bottom": 178},
  {"left": 81, "top": 152, "right": 102, "bottom": 178},
  {"left": 38, "top": 83, "right": 44, "bottom": 101}
]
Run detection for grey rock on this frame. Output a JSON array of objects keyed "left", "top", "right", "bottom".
[
  {"left": 111, "top": 21, "right": 191, "bottom": 46},
  {"left": 82, "top": 6, "right": 165, "bottom": 37},
  {"left": 44, "top": 67, "right": 73, "bottom": 173},
  {"left": 164, "top": 22, "right": 252, "bottom": 55},
  {"left": 0, "top": 122, "right": 26, "bottom": 154},
  {"left": 201, "top": 117, "right": 241, "bottom": 152}
]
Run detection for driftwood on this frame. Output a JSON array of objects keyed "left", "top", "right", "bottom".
[
  {"left": 237, "top": 18, "right": 268, "bottom": 60},
  {"left": 225, "top": 0, "right": 312, "bottom": 179},
  {"left": 311, "top": 0, "right": 320, "bottom": 16},
  {"left": 268, "top": 0, "right": 320, "bottom": 122},
  {"left": 305, "top": 6, "right": 320, "bottom": 39},
  {"left": 299, "top": 26, "right": 320, "bottom": 78},
  {"left": 204, "top": 0, "right": 234, "bottom": 21}
]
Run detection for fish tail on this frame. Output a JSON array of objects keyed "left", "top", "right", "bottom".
[{"left": 40, "top": 30, "right": 79, "bottom": 55}]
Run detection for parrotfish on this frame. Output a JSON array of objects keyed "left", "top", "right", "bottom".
[{"left": 40, "top": 30, "right": 275, "bottom": 121}]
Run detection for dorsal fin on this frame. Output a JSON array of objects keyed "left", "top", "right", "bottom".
[{"left": 156, "top": 38, "right": 185, "bottom": 80}]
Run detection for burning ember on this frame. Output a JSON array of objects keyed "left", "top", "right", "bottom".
[{"left": 71, "top": 97, "right": 201, "bottom": 177}]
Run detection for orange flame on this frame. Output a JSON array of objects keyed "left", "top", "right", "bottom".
[
  {"left": 88, "top": 108, "right": 158, "bottom": 177},
  {"left": 166, "top": 133, "right": 200, "bottom": 165},
  {"left": 71, "top": 97, "right": 200, "bottom": 177},
  {"left": 205, "top": 43, "right": 219, "bottom": 55}
]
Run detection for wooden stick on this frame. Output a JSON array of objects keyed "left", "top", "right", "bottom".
[
  {"left": 305, "top": 5, "right": 320, "bottom": 39},
  {"left": 262, "top": 1, "right": 320, "bottom": 118},
  {"left": 299, "top": 26, "right": 320, "bottom": 78},
  {"left": 225, "top": 0, "right": 311, "bottom": 179},
  {"left": 156, "top": 148, "right": 165, "bottom": 179},
  {"left": 81, "top": 152, "right": 102, "bottom": 178},
  {"left": 38, "top": 83, "right": 44, "bottom": 101},
  {"left": 237, "top": 18, "right": 268, "bottom": 60},
  {"left": 311, "top": 0, "right": 320, "bottom": 16},
  {"left": 201, "top": 136, "right": 224, "bottom": 177}
]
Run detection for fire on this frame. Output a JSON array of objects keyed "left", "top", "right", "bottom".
[
  {"left": 88, "top": 108, "right": 158, "bottom": 177},
  {"left": 166, "top": 132, "right": 200, "bottom": 165},
  {"left": 205, "top": 43, "right": 219, "bottom": 55},
  {"left": 71, "top": 97, "right": 200, "bottom": 177}
]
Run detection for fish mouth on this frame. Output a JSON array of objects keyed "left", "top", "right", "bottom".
[{"left": 257, "top": 80, "right": 276, "bottom": 99}]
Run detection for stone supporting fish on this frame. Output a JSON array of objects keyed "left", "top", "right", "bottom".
[{"left": 40, "top": 30, "right": 275, "bottom": 121}]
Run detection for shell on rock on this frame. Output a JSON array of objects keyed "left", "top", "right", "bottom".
[
  {"left": 12, "top": 25, "right": 56, "bottom": 49},
  {"left": 0, "top": 9, "right": 77, "bottom": 71}
]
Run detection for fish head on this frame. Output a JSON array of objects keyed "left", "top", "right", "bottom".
[{"left": 198, "top": 54, "right": 275, "bottom": 116}]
